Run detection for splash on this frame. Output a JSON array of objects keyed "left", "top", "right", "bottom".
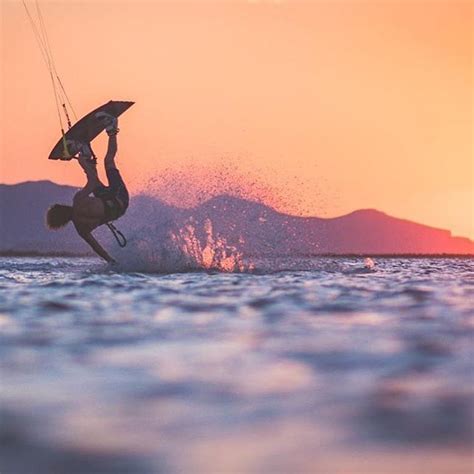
[
  {"left": 169, "top": 218, "right": 249, "bottom": 272},
  {"left": 115, "top": 162, "right": 332, "bottom": 273},
  {"left": 364, "top": 257, "right": 375, "bottom": 270},
  {"left": 135, "top": 161, "right": 329, "bottom": 218},
  {"left": 117, "top": 216, "right": 251, "bottom": 273}
]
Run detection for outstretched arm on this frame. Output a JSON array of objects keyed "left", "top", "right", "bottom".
[{"left": 75, "top": 224, "right": 115, "bottom": 263}]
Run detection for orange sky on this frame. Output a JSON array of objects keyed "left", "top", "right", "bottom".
[{"left": 1, "top": 0, "right": 473, "bottom": 238}]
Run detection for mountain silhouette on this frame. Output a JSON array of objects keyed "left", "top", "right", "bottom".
[{"left": 1, "top": 181, "right": 473, "bottom": 255}]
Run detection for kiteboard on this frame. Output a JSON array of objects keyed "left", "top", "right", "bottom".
[{"left": 49, "top": 100, "right": 134, "bottom": 160}]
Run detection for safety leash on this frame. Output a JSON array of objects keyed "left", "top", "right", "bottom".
[{"left": 106, "top": 222, "right": 127, "bottom": 248}]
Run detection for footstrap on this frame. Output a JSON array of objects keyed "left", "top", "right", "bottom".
[{"left": 106, "top": 222, "right": 127, "bottom": 248}]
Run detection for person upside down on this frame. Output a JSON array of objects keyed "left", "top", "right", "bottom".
[{"left": 46, "top": 113, "right": 129, "bottom": 263}]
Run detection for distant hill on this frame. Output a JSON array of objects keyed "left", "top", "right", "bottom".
[{"left": 1, "top": 180, "right": 473, "bottom": 255}]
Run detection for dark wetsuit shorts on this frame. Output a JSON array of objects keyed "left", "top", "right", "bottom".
[
  {"left": 93, "top": 168, "right": 129, "bottom": 222},
  {"left": 106, "top": 167, "right": 129, "bottom": 210}
]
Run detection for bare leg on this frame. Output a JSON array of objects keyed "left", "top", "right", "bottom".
[
  {"left": 104, "top": 133, "right": 118, "bottom": 170},
  {"left": 102, "top": 131, "right": 128, "bottom": 211}
]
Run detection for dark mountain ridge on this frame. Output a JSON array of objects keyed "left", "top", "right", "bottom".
[{"left": 1, "top": 181, "right": 473, "bottom": 255}]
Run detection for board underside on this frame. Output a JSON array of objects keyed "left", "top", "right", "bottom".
[{"left": 49, "top": 100, "right": 134, "bottom": 160}]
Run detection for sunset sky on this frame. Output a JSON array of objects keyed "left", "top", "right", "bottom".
[{"left": 1, "top": 0, "right": 472, "bottom": 238}]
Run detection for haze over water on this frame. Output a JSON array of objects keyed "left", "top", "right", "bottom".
[{"left": 1, "top": 256, "right": 473, "bottom": 473}]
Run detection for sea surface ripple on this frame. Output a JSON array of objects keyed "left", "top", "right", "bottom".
[{"left": 0, "top": 257, "right": 473, "bottom": 473}]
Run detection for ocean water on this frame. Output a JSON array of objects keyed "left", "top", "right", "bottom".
[{"left": 0, "top": 256, "right": 473, "bottom": 473}]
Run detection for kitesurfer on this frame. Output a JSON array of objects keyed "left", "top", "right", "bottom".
[{"left": 46, "top": 114, "right": 129, "bottom": 263}]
